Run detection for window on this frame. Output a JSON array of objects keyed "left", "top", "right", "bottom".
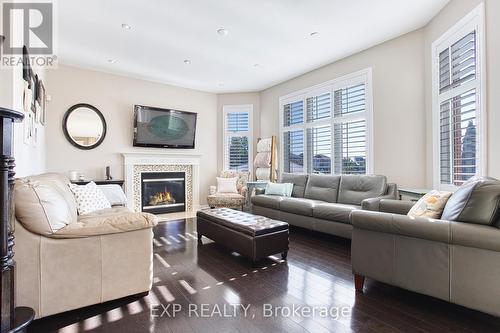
[
  {"left": 280, "top": 69, "right": 373, "bottom": 175},
  {"left": 223, "top": 105, "right": 253, "bottom": 173},
  {"left": 432, "top": 4, "right": 485, "bottom": 190}
]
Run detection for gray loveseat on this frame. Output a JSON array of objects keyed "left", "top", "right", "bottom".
[
  {"left": 251, "top": 173, "right": 397, "bottom": 239},
  {"left": 351, "top": 176, "right": 500, "bottom": 317}
]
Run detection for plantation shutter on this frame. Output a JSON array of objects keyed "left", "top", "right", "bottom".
[
  {"left": 334, "top": 84, "right": 366, "bottom": 117},
  {"left": 334, "top": 121, "right": 367, "bottom": 174},
  {"left": 283, "top": 101, "right": 304, "bottom": 126},
  {"left": 225, "top": 111, "right": 250, "bottom": 172},
  {"left": 306, "top": 93, "right": 331, "bottom": 122},
  {"left": 439, "top": 90, "right": 477, "bottom": 185},
  {"left": 438, "top": 28, "right": 478, "bottom": 186},
  {"left": 439, "top": 31, "right": 476, "bottom": 93},
  {"left": 283, "top": 130, "right": 304, "bottom": 173},
  {"left": 306, "top": 126, "right": 332, "bottom": 174},
  {"left": 333, "top": 83, "right": 367, "bottom": 174}
]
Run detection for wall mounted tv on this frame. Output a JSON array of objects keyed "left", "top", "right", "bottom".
[{"left": 133, "top": 105, "right": 197, "bottom": 149}]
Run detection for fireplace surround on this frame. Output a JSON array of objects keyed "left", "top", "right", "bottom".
[
  {"left": 141, "top": 172, "right": 186, "bottom": 214},
  {"left": 122, "top": 152, "right": 201, "bottom": 213}
]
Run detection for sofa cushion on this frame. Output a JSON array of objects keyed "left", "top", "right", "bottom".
[
  {"left": 69, "top": 182, "right": 112, "bottom": 215},
  {"left": 251, "top": 194, "right": 285, "bottom": 209},
  {"left": 279, "top": 198, "right": 322, "bottom": 216},
  {"left": 14, "top": 177, "right": 77, "bottom": 235},
  {"left": 53, "top": 206, "right": 158, "bottom": 238},
  {"left": 281, "top": 173, "right": 308, "bottom": 198},
  {"left": 441, "top": 176, "right": 500, "bottom": 227},
  {"left": 313, "top": 203, "right": 360, "bottom": 224},
  {"left": 98, "top": 184, "right": 127, "bottom": 206},
  {"left": 36, "top": 173, "right": 78, "bottom": 215},
  {"left": 338, "top": 175, "right": 387, "bottom": 205},
  {"left": 407, "top": 190, "right": 452, "bottom": 219},
  {"left": 264, "top": 182, "right": 293, "bottom": 197},
  {"left": 304, "top": 174, "right": 341, "bottom": 203}
]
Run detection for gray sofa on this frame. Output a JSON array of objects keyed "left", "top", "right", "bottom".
[
  {"left": 351, "top": 176, "right": 500, "bottom": 317},
  {"left": 251, "top": 173, "right": 397, "bottom": 239}
]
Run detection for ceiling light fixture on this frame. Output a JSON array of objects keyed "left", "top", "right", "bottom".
[
  {"left": 253, "top": 63, "right": 260, "bottom": 68},
  {"left": 217, "top": 28, "right": 229, "bottom": 36},
  {"left": 108, "top": 59, "right": 117, "bottom": 64},
  {"left": 310, "top": 31, "right": 320, "bottom": 37},
  {"left": 121, "top": 23, "right": 132, "bottom": 30},
  {"left": 183, "top": 59, "right": 191, "bottom": 64}
]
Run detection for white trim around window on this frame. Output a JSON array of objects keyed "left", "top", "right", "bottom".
[
  {"left": 431, "top": 3, "right": 486, "bottom": 191},
  {"left": 278, "top": 68, "right": 374, "bottom": 176},
  {"left": 222, "top": 104, "right": 253, "bottom": 175}
]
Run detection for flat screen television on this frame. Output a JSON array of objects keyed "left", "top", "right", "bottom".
[{"left": 133, "top": 105, "right": 197, "bottom": 149}]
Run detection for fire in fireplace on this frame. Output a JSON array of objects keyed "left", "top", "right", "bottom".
[{"left": 141, "top": 172, "right": 186, "bottom": 214}]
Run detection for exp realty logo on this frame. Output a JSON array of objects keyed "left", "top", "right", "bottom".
[{"left": 1, "top": 1, "right": 57, "bottom": 67}]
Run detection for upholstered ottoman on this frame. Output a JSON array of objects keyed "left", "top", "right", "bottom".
[{"left": 196, "top": 208, "right": 289, "bottom": 263}]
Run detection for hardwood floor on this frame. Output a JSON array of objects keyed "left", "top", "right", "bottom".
[{"left": 29, "top": 218, "right": 500, "bottom": 333}]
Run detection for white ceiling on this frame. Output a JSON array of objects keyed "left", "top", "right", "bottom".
[{"left": 57, "top": 0, "right": 449, "bottom": 93}]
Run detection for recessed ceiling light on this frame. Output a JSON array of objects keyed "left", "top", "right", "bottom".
[
  {"left": 217, "top": 28, "right": 229, "bottom": 36},
  {"left": 310, "top": 31, "right": 320, "bottom": 37},
  {"left": 218, "top": 83, "right": 224, "bottom": 87},
  {"left": 108, "top": 59, "right": 117, "bottom": 64},
  {"left": 183, "top": 59, "right": 191, "bottom": 64},
  {"left": 121, "top": 23, "right": 132, "bottom": 30},
  {"left": 253, "top": 63, "right": 260, "bottom": 68}
]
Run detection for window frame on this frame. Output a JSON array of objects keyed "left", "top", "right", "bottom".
[
  {"left": 222, "top": 104, "right": 253, "bottom": 175},
  {"left": 278, "top": 68, "right": 374, "bottom": 176},
  {"left": 431, "top": 3, "right": 486, "bottom": 191}
]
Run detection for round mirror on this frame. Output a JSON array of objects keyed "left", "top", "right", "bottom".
[{"left": 62, "top": 103, "right": 107, "bottom": 150}]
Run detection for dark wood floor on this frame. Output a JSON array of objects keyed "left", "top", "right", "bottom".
[{"left": 29, "top": 218, "right": 500, "bottom": 333}]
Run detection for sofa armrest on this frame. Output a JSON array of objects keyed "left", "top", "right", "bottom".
[
  {"left": 379, "top": 199, "right": 414, "bottom": 214},
  {"left": 254, "top": 188, "right": 266, "bottom": 195},
  {"left": 361, "top": 195, "right": 403, "bottom": 212},
  {"left": 239, "top": 186, "right": 248, "bottom": 197},
  {"left": 386, "top": 183, "right": 398, "bottom": 198},
  {"left": 351, "top": 210, "right": 451, "bottom": 243}
]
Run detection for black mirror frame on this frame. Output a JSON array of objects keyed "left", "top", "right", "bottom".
[{"left": 62, "top": 103, "right": 107, "bottom": 150}]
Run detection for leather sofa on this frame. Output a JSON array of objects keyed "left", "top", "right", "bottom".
[
  {"left": 251, "top": 173, "right": 397, "bottom": 239},
  {"left": 351, "top": 176, "right": 500, "bottom": 317},
  {"left": 13, "top": 173, "right": 158, "bottom": 318}
]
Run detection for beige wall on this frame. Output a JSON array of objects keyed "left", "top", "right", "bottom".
[
  {"left": 260, "top": 29, "right": 427, "bottom": 188},
  {"left": 0, "top": 3, "right": 46, "bottom": 177},
  {"left": 216, "top": 93, "right": 260, "bottom": 174},
  {"left": 424, "top": 0, "right": 500, "bottom": 185},
  {"left": 45, "top": 65, "right": 218, "bottom": 204}
]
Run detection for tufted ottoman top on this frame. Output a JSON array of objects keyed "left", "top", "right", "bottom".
[{"left": 197, "top": 208, "right": 289, "bottom": 236}]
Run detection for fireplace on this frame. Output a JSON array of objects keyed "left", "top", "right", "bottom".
[{"left": 141, "top": 172, "right": 186, "bottom": 214}]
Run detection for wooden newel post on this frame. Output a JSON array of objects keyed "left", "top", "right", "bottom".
[{"left": 0, "top": 108, "right": 34, "bottom": 333}]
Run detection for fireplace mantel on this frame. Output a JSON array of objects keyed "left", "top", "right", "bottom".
[{"left": 122, "top": 152, "right": 202, "bottom": 212}]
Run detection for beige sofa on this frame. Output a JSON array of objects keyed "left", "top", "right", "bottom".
[{"left": 13, "top": 173, "right": 158, "bottom": 319}]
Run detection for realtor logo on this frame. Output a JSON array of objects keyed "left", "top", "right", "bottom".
[
  {"left": 2, "top": 2, "right": 53, "bottom": 54},
  {"left": 1, "top": 1, "right": 56, "bottom": 68}
]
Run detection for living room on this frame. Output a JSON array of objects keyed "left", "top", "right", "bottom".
[{"left": 1, "top": 0, "right": 499, "bottom": 332}]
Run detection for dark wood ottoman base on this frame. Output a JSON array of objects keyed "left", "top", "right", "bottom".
[{"left": 196, "top": 209, "right": 289, "bottom": 263}]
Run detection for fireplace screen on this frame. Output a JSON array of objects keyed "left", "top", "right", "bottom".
[{"left": 141, "top": 172, "right": 185, "bottom": 214}]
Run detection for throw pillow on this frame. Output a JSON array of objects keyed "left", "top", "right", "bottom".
[
  {"left": 69, "top": 182, "right": 112, "bottom": 215},
  {"left": 441, "top": 176, "right": 500, "bottom": 226},
  {"left": 407, "top": 190, "right": 452, "bottom": 219},
  {"left": 216, "top": 177, "right": 238, "bottom": 193},
  {"left": 97, "top": 184, "right": 127, "bottom": 206},
  {"left": 265, "top": 182, "right": 294, "bottom": 197}
]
